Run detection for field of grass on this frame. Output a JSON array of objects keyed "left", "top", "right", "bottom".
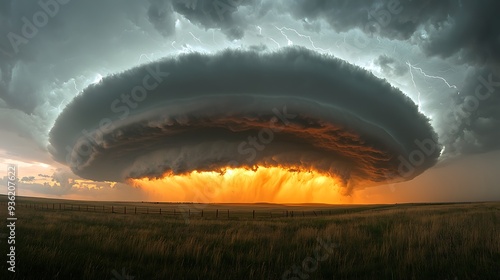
[{"left": 1, "top": 196, "right": 499, "bottom": 279}]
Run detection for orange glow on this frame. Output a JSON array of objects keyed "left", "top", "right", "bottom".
[{"left": 129, "top": 166, "right": 345, "bottom": 203}]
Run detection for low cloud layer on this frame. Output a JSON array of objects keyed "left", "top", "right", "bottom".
[{"left": 49, "top": 48, "right": 440, "bottom": 191}]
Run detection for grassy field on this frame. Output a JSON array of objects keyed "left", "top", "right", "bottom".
[{"left": 1, "top": 196, "right": 499, "bottom": 279}]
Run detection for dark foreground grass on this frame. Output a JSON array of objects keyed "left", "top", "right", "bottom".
[{"left": 1, "top": 198, "right": 499, "bottom": 280}]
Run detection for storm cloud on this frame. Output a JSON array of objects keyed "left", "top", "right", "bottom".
[
  {"left": 49, "top": 48, "right": 440, "bottom": 191},
  {"left": 1, "top": 0, "right": 497, "bottom": 201}
]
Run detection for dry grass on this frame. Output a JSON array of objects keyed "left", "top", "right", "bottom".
[{"left": 1, "top": 197, "right": 499, "bottom": 279}]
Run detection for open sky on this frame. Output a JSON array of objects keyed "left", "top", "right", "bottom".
[{"left": 0, "top": 0, "right": 499, "bottom": 203}]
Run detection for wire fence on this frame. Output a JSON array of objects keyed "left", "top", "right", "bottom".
[{"left": 1, "top": 201, "right": 347, "bottom": 219}]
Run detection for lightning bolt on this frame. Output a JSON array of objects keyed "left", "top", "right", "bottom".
[
  {"left": 268, "top": 37, "right": 281, "bottom": 48},
  {"left": 274, "top": 26, "right": 329, "bottom": 52},
  {"left": 56, "top": 98, "right": 67, "bottom": 111},
  {"left": 407, "top": 62, "right": 422, "bottom": 110},
  {"left": 406, "top": 62, "right": 458, "bottom": 91},
  {"left": 189, "top": 32, "right": 203, "bottom": 44},
  {"left": 254, "top": 25, "right": 280, "bottom": 48},
  {"left": 275, "top": 26, "right": 293, "bottom": 46},
  {"left": 49, "top": 98, "right": 68, "bottom": 114},
  {"left": 256, "top": 25, "right": 262, "bottom": 35},
  {"left": 406, "top": 61, "right": 459, "bottom": 112},
  {"left": 171, "top": 41, "right": 179, "bottom": 50},
  {"left": 72, "top": 80, "right": 79, "bottom": 92}
]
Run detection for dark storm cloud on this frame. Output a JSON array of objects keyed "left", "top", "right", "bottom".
[
  {"left": 148, "top": 0, "right": 176, "bottom": 37},
  {"left": 167, "top": 0, "right": 500, "bottom": 157},
  {"left": 286, "top": 0, "right": 499, "bottom": 65},
  {"left": 441, "top": 66, "right": 500, "bottom": 155},
  {"left": 418, "top": 1, "right": 500, "bottom": 67},
  {"left": 286, "top": 0, "right": 453, "bottom": 40},
  {"left": 283, "top": 0, "right": 500, "bottom": 155},
  {"left": 171, "top": 0, "right": 262, "bottom": 40},
  {"left": 0, "top": 0, "right": 176, "bottom": 114},
  {"left": 49, "top": 48, "right": 440, "bottom": 191}
]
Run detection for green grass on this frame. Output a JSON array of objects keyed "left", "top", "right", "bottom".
[{"left": 1, "top": 197, "right": 499, "bottom": 279}]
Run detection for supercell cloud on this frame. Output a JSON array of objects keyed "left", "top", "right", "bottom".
[{"left": 49, "top": 47, "right": 440, "bottom": 191}]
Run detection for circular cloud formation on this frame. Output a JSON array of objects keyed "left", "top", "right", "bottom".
[{"left": 49, "top": 47, "right": 440, "bottom": 191}]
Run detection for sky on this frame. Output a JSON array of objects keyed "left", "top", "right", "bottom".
[{"left": 0, "top": 0, "right": 499, "bottom": 203}]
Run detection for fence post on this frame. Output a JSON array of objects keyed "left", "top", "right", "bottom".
[
  {"left": 216, "top": 209, "right": 219, "bottom": 219},
  {"left": 124, "top": 207, "right": 127, "bottom": 214},
  {"left": 160, "top": 208, "right": 162, "bottom": 215}
]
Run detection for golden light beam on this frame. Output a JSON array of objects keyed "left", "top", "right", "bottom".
[{"left": 129, "top": 166, "right": 344, "bottom": 204}]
